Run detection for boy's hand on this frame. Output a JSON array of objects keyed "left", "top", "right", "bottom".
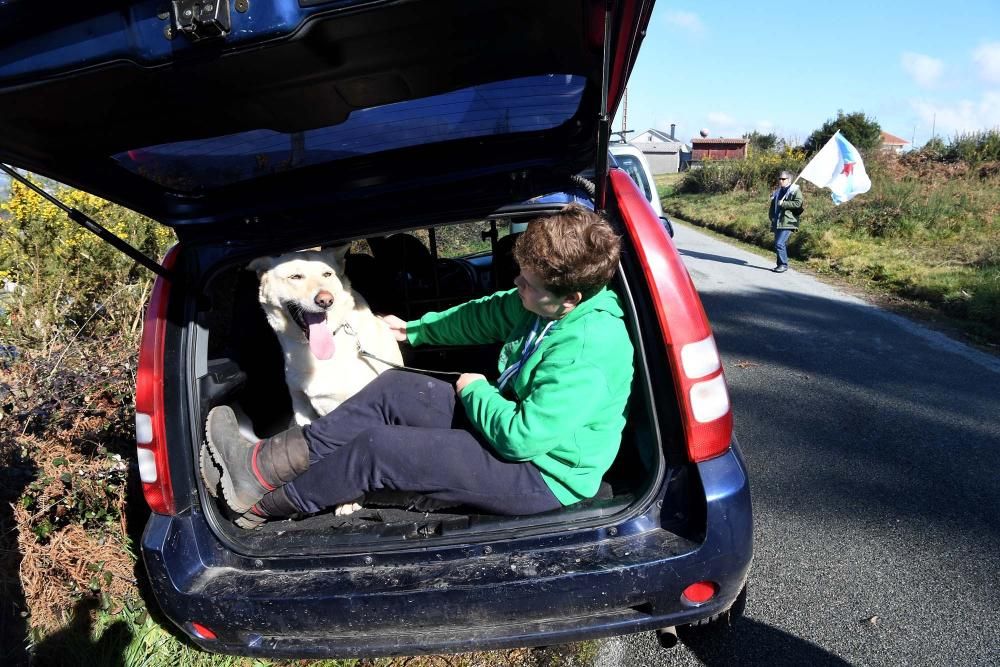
[
  {"left": 380, "top": 314, "right": 408, "bottom": 342},
  {"left": 456, "top": 373, "right": 487, "bottom": 395}
]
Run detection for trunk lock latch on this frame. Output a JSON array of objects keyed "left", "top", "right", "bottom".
[{"left": 170, "top": 0, "right": 232, "bottom": 41}]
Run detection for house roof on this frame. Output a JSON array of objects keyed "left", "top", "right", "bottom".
[
  {"left": 880, "top": 131, "right": 910, "bottom": 145},
  {"left": 631, "top": 141, "right": 681, "bottom": 154},
  {"left": 636, "top": 128, "right": 676, "bottom": 142},
  {"left": 691, "top": 138, "right": 748, "bottom": 145}
]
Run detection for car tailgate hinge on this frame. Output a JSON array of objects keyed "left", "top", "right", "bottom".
[{"left": 171, "top": 0, "right": 232, "bottom": 42}]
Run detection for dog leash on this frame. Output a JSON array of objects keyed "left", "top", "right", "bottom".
[{"left": 341, "top": 323, "right": 464, "bottom": 378}]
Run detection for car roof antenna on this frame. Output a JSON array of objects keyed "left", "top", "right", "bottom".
[{"left": 0, "top": 163, "right": 176, "bottom": 284}]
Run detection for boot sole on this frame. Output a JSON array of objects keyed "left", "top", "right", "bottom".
[
  {"left": 199, "top": 443, "right": 221, "bottom": 499},
  {"left": 205, "top": 406, "right": 257, "bottom": 514},
  {"left": 234, "top": 512, "right": 268, "bottom": 530}
]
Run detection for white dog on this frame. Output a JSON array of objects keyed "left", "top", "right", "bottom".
[{"left": 248, "top": 245, "right": 403, "bottom": 426}]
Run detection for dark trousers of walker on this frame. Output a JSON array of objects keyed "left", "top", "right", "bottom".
[{"left": 281, "top": 370, "right": 561, "bottom": 516}]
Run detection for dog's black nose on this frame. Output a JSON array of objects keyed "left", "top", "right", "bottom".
[{"left": 314, "top": 291, "right": 334, "bottom": 309}]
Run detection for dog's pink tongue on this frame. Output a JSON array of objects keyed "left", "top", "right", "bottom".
[{"left": 305, "top": 312, "right": 335, "bottom": 360}]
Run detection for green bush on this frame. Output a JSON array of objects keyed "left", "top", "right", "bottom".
[
  {"left": 679, "top": 149, "right": 806, "bottom": 195},
  {"left": 805, "top": 110, "right": 882, "bottom": 154},
  {"left": 944, "top": 129, "right": 1000, "bottom": 164},
  {"left": 0, "top": 179, "right": 175, "bottom": 350},
  {"left": 916, "top": 129, "right": 1000, "bottom": 164},
  {"left": 824, "top": 177, "right": 921, "bottom": 238},
  {"left": 744, "top": 131, "right": 778, "bottom": 153}
]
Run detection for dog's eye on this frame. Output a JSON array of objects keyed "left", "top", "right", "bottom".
[
  {"left": 288, "top": 274, "right": 304, "bottom": 280},
  {"left": 322, "top": 272, "right": 333, "bottom": 278}
]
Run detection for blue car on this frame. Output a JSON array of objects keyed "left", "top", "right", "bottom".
[{"left": 0, "top": 0, "right": 751, "bottom": 658}]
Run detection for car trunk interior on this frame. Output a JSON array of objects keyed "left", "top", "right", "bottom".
[{"left": 191, "top": 207, "right": 690, "bottom": 553}]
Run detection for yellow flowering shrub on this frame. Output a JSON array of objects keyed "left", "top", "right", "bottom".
[
  {"left": 679, "top": 148, "right": 807, "bottom": 195},
  {"left": 0, "top": 177, "right": 175, "bottom": 348}
]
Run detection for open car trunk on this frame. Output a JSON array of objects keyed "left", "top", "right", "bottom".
[
  {"left": 0, "top": 0, "right": 678, "bottom": 552},
  {"left": 187, "top": 202, "right": 690, "bottom": 555}
]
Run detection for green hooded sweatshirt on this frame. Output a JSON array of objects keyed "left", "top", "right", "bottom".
[{"left": 406, "top": 287, "right": 634, "bottom": 505}]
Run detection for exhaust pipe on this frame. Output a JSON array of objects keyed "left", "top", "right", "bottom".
[{"left": 656, "top": 626, "right": 678, "bottom": 648}]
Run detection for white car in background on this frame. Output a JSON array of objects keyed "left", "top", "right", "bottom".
[{"left": 610, "top": 142, "right": 674, "bottom": 237}]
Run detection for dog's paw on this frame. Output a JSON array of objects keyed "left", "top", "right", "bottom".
[{"left": 334, "top": 502, "right": 362, "bottom": 516}]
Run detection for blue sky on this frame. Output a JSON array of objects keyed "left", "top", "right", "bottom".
[{"left": 616, "top": 1, "right": 1000, "bottom": 147}]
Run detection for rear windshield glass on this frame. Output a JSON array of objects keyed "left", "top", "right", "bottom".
[{"left": 111, "top": 75, "right": 585, "bottom": 192}]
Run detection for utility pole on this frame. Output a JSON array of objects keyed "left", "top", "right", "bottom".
[{"left": 622, "top": 87, "right": 628, "bottom": 138}]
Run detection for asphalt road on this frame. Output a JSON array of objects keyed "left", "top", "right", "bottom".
[{"left": 596, "top": 221, "right": 1000, "bottom": 667}]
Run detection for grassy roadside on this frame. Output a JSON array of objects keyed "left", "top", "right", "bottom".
[{"left": 656, "top": 159, "right": 1000, "bottom": 350}]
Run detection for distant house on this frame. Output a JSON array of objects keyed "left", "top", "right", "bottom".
[
  {"left": 690, "top": 137, "right": 748, "bottom": 165},
  {"left": 880, "top": 131, "right": 910, "bottom": 154},
  {"left": 628, "top": 125, "right": 689, "bottom": 174}
]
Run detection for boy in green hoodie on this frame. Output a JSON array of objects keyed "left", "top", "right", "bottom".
[{"left": 204, "top": 204, "right": 635, "bottom": 527}]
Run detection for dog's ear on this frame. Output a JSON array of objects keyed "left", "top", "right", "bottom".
[{"left": 247, "top": 256, "right": 275, "bottom": 275}]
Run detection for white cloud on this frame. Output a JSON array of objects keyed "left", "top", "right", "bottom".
[
  {"left": 972, "top": 42, "right": 1000, "bottom": 84},
  {"left": 755, "top": 120, "right": 776, "bottom": 133},
  {"left": 901, "top": 52, "right": 944, "bottom": 88},
  {"left": 706, "top": 112, "right": 736, "bottom": 129},
  {"left": 665, "top": 10, "right": 704, "bottom": 35},
  {"left": 911, "top": 92, "right": 1000, "bottom": 135}
]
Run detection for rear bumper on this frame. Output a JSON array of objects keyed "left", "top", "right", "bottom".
[{"left": 142, "top": 447, "right": 751, "bottom": 658}]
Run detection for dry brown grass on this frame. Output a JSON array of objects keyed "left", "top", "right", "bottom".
[
  {"left": 12, "top": 435, "right": 135, "bottom": 632},
  {"left": 14, "top": 505, "right": 134, "bottom": 632},
  {"left": 1, "top": 342, "right": 139, "bottom": 635}
]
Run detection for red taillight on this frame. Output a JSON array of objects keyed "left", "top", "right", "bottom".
[
  {"left": 682, "top": 581, "right": 718, "bottom": 604},
  {"left": 611, "top": 170, "right": 733, "bottom": 462},
  {"left": 135, "top": 245, "right": 180, "bottom": 515},
  {"left": 190, "top": 622, "right": 218, "bottom": 640},
  {"left": 679, "top": 336, "right": 733, "bottom": 461}
]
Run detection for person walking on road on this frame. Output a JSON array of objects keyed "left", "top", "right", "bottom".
[{"left": 769, "top": 170, "right": 803, "bottom": 273}]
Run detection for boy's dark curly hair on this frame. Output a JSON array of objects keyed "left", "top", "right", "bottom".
[{"left": 513, "top": 204, "right": 621, "bottom": 298}]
